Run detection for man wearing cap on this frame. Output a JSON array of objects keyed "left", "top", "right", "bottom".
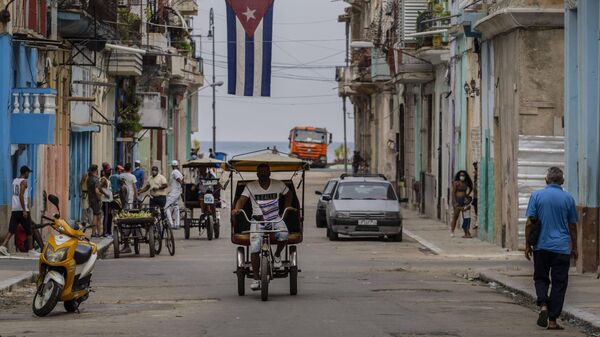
[
  {"left": 0, "top": 166, "right": 39, "bottom": 257},
  {"left": 165, "top": 160, "right": 184, "bottom": 229},
  {"left": 139, "top": 166, "right": 169, "bottom": 210}
]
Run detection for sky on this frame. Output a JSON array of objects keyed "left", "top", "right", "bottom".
[{"left": 191, "top": 0, "right": 353, "bottom": 143}]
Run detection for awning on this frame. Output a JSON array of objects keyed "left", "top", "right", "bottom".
[
  {"left": 183, "top": 158, "right": 228, "bottom": 169},
  {"left": 71, "top": 123, "right": 101, "bottom": 133},
  {"left": 229, "top": 150, "right": 309, "bottom": 172}
]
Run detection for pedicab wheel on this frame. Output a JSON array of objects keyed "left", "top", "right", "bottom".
[
  {"left": 113, "top": 226, "right": 120, "bottom": 259},
  {"left": 236, "top": 247, "right": 245, "bottom": 296},
  {"left": 148, "top": 227, "right": 156, "bottom": 257},
  {"left": 153, "top": 223, "right": 163, "bottom": 255},
  {"left": 184, "top": 218, "right": 190, "bottom": 240},
  {"left": 289, "top": 246, "right": 298, "bottom": 296},
  {"left": 206, "top": 216, "right": 214, "bottom": 241},
  {"left": 64, "top": 300, "right": 78, "bottom": 313},
  {"left": 32, "top": 280, "right": 62, "bottom": 317},
  {"left": 214, "top": 220, "right": 220, "bottom": 239},
  {"left": 261, "top": 256, "right": 270, "bottom": 301},
  {"left": 165, "top": 225, "right": 175, "bottom": 256}
]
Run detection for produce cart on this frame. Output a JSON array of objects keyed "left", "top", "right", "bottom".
[{"left": 112, "top": 210, "right": 158, "bottom": 258}]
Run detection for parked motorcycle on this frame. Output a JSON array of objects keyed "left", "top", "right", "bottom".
[{"left": 32, "top": 194, "right": 97, "bottom": 317}]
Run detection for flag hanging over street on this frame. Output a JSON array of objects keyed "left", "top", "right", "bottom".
[{"left": 225, "top": 0, "right": 274, "bottom": 97}]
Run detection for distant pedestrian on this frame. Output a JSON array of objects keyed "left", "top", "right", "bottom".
[
  {"left": 525, "top": 167, "right": 578, "bottom": 330},
  {"left": 450, "top": 170, "right": 473, "bottom": 238},
  {"left": 461, "top": 197, "right": 473, "bottom": 238},
  {"left": 87, "top": 165, "right": 103, "bottom": 238},
  {"left": 110, "top": 165, "right": 124, "bottom": 194},
  {"left": 121, "top": 163, "right": 138, "bottom": 210},
  {"left": 165, "top": 160, "right": 184, "bottom": 229},
  {"left": 133, "top": 160, "right": 145, "bottom": 189},
  {"left": 139, "top": 166, "right": 168, "bottom": 210},
  {"left": 0, "top": 166, "right": 39, "bottom": 257},
  {"left": 352, "top": 151, "right": 362, "bottom": 175},
  {"left": 80, "top": 170, "right": 92, "bottom": 224},
  {"left": 100, "top": 168, "right": 113, "bottom": 238},
  {"left": 209, "top": 148, "right": 215, "bottom": 159}
]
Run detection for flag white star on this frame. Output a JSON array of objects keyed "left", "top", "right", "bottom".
[{"left": 242, "top": 7, "right": 256, "bottom": 21}]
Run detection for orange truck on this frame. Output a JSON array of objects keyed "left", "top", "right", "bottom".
[{"left": 288, "top": 126, "right": 332, "bottom": 168}]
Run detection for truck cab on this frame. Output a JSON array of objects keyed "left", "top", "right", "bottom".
[{"left": 288, "top": 127, "right": 331, "bottom": 168}]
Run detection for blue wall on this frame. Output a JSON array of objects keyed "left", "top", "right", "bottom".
[{"left": 0, "top": 34, "right": 12, "bottom": 206}]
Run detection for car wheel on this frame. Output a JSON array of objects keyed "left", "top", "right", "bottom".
[
  {"left": 327, "top": 227, "right": 338, "bottom": 241},
  {"left": 391, "top": 228, "right": 403, "bottom": 242}
]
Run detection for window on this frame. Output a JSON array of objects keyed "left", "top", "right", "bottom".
[
  {"left": 323, "top": 180, "right": 337, "bottom": 196},
  {"left": 334, "top": 182, "right": 397, "bottom": 201},
  {"left": 294, "top": 130, "right": 327, "bottom": 144}
]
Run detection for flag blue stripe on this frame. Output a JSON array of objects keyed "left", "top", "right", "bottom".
[
  {"left": 226, "top": 2, "right": 237, "bottom": 95},
  {"left": 244, "top": 34, "right": 254, "bottom": 96},
  {"left": 261, "top": 2, "right": 274, "bottom": 97}
]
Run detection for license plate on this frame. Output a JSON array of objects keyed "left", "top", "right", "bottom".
[
  {"left": 358, "top": 219, "right": 377, "bottom": 226},
  {"left": 204, "top": 194, "right": 215, "bottom": 204}
]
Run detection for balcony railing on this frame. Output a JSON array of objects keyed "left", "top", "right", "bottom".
[
  {"left": 12, "top": 88, "right": 57, "bottom": 114},
  {"left": 173, "top": 0, "right": 198, "bottom": 16},
  {"left": 11, "top": 88, "right": 57, "bottom": 144},
  {"left": 108, "top": 52, "right": 143, "bottom": 76}
]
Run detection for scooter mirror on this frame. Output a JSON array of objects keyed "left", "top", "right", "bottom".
[{"left": 48, "top": 194, "right": 60, "bottom": 212}]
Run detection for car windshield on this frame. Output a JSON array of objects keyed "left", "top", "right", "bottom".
[
  {"left": 294, "top": 130, "right": 327, "bottom": 144},
  {"left": 334, "top": 182, "right": 397, "bottom": 200}
]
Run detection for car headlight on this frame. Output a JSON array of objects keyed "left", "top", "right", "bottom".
[
  {"left": 386, "top": 212, "right": 401, "bottom": 219},
  {"left": 44, "top": 246, "right": 68, "bottom": 263},
  {"left": 335, "top": 212, "right": 351, "bottom": 218}
]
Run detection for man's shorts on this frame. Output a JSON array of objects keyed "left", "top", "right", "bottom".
[
  {"left": 250, "top": 221, "right": 288, "bottom": 254},
  {"left": 9, "top": 211, "right": 32, "bottom": 235},
  {"left": 90, "top": 199, "right": 102, "bottom": 215}
]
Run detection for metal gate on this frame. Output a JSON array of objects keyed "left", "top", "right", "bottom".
[{"left": 69, "top": 131, "right": 92, "bottom": 221}]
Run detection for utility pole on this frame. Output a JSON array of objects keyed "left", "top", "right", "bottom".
[
  {"left": 340, "top": 15, "right": 351, "bottom": 173},
  {"left": 210, "top": 8, "right": 216, "bottom": 153}
]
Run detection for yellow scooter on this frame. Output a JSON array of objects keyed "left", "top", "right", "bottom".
[{"left": 32, "top": 194, "right": 97, "bottom": 317}]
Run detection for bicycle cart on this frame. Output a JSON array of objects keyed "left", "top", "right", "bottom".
[
  {"left": 112, "top": 210, "right": 158, "bottom": 258},
  {"left": 229, "top": 149, "right": 308, "bottom": 300},
  {"left": 181, "top": 158, "right": 229, "bottom": 240}
]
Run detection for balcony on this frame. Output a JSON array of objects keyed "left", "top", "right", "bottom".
[
  {"left": 145, "top": 32, "right": 169, "bottom": 53},
  {"left": 371, "top": 48, "right": 391, "bottom": 82},
  {"left": 10, "top": 88, "right": 57, "bottom": 145},
  {"left": 169, "top": 56, "right": 204, "bottom": 91},
  {"left": 173, "top": 0, "right": 199, "bottom": 16},
  {"left": 138, "top": 92, "right": 167, "bottom": 129},
  {"left": 108, "top": 52, "right": 143, "bottom": 76}
]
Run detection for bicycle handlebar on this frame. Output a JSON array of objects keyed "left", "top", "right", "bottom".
[{"left": 237, "top": 207, "right": 297, "bottom": 224}]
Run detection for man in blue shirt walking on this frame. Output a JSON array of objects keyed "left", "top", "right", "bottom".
[{"left": 525, "top": 167, "right": 578, "bottom": 330}]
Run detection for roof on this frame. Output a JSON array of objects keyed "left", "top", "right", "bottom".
[
  {"left": 229, "top": 150, "right": 309, "bottom": 172},
  {"left": 182, "top": 158, "right": 228, "bottom": 169}
]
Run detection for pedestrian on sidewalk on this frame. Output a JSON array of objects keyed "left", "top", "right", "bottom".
[
  {"left": 100, "top": 167, "right": 113, "bottom": 238},
  {"left": 461, "top": 197, "right": 473, "bottom": 238},
  {"left": 0, "top": 166, "right": 39, "bottom": 257},
  {"left": 165, "top": 160, "right": 184, "bottom": 229},
  {"left": 80, "top": 170, "right": 92, "bottom": 225},
  {"left": 450, "top": 170, "right": 473, "bottom": 237},
  {"left": 525, "top": 167, "right": 578, "bottom": 330},
  {"left": 110, "top": 165, "right": 124, "bottom": 194},
  {"left": 87, "top": 165, "right": 103, "bottom": 238},
  {"left": 121, "top": 163, "right": 138, "bottom": 210}
]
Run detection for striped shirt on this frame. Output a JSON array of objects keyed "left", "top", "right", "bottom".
[{"left": 242, "top": 180, "right": 289, "bottom": 221}]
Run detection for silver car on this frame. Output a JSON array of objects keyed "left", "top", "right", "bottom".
[
  {"left": 325, "top": 175, "right": 404, "bottom": 241},
  {"left": 315, "top": 178, "right": 339, "bottom": 228}
]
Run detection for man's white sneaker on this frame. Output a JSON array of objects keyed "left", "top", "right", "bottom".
[
  {"left": 28, "top": 250, "right": 41, "bottom": 258},
  {"left": 273, "top": 255, "right": 282, "bottom": 269},
  {"left": 250, "top": 280, "right": 261, "bottom": 291},
  {"left": 0, "top": 245, "right": 10, "bottom": 256}
]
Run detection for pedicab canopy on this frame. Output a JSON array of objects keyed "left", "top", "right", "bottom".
[
  {"left": 228, "top": 150, "right": 309, "bottom": 172},
  {"left": 182, "top": 157, "right": 229, "bottom": 169}
]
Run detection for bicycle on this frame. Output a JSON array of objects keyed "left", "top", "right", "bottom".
[
  {"left": 140, "top": 195, "right": 175, "bottom": 256},
  {"left": 238, "top": 207, "right": 296, "bottom": 301}
]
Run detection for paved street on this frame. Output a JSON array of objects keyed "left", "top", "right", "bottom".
[{"left": 0, "top": 171, "right": 589, "bottom": 337}]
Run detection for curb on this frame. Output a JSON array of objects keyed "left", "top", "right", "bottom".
[
  {"left": 478, "top": 271, "right": 600, "bottom": 330},
  {"left": 403, "top": 229, "right": 444, "bottom": 255},
  {"left": 0, "top": 271, "right": 35, "bottom": 295}
]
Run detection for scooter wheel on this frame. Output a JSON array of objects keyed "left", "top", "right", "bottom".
[
  {"left": 32, "top": 280, "right": 62, "bottom": 317},
  {"left": 64, "top": 300, "right": 79, "bottom": 313}
]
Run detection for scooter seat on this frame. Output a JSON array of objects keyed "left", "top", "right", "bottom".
[{"left": 74, "top": 244, "right": 93, "bottom": 264}]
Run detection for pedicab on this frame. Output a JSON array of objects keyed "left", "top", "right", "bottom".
[
  {"left": 229, "top": 149, "right": 309, "bottom": 301},
  {"left": 181, "top": 158, "right": 229, "bottom": 240}
]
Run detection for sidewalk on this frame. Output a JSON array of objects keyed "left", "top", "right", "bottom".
[
  {"left": 0, "top": 237, "right": 112, "bottom": 294},
  {"left": 402, "top": 207, "right": 600, "bottom": 329}
]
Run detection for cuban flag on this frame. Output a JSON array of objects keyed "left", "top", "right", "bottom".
[{"left": 226, "top": 0, "right": 274, "bottom": 97}]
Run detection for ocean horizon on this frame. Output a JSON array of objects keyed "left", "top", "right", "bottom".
[{"left": 196, "top": 140, "right": 355, "bottom": 163}]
